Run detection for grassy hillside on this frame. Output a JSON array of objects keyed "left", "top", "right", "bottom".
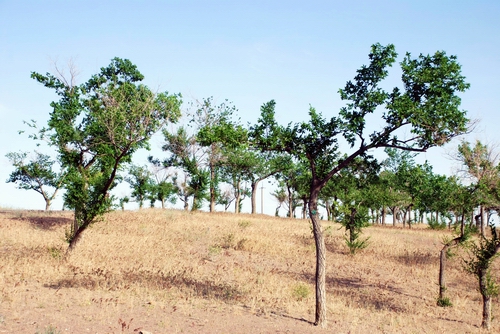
[{"left": 0, "top": 209, "right": 497, "bottom": 333}]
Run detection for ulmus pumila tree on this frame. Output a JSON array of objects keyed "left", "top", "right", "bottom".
[
  {"left": 251, "top": 43, "right": 470, "bottom": 327},
  {"left": 31, "top": 57, "right": 181, "bottom": 249}
]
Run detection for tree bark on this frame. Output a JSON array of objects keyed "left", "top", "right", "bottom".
[
  {"left": 309, "top": 186, "right": 327, "bottom": 328},
  {"left": 250, "top": 180, "right": 259, "bottom": 214},
  {"left": 480, "top": 205, "right": 486, "bottom": 237},
  {"left": 234, "top": 179, "right": 241, "bottom": 214},
  {"left": 479, "top": 268, "right": 492, "bottom": 329}
]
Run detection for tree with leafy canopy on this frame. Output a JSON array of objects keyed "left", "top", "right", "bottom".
[
  {"left": 124, "top": 165, "right": 155, "bottom": 209},
  {"left": 218, "top": 145, "right": 255, "bottom": 213},
  {"left": 31, "top": 57, "right": 181, "bottom": 249},
  {"left": 457, "top": 140, "right": 500, "bottom": 236},
  {"left": 5, "top": 151, "right": 66, "bottom": 210},
  {"left": 250, "top": 43, "right": 470, "bottom": 327},
  {"left": 193, "top": 97, "right": 247, "bottom": 212},
  {"left": 162, "top": 126, "right": 209, "bottom": 211}
]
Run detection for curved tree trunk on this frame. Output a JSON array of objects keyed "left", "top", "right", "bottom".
[{"left": 309, "top": 186, "right": 327, "bottom": 328}]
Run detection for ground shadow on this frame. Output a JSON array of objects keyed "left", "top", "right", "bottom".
[
  {"left": 44, "top": 267, "right": 244, "bottom": 303},
  {"left": 14, "top": 215, "right": 72, "bottom": 230}
]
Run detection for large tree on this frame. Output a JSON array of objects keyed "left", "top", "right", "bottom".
[
  {"left": 31, "top": 58, "right": 181, "bottom": 249},
  {"left": 250, "top": 43, "right": 470, "bottom": 327}
]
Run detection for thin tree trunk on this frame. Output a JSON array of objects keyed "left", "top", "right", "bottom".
[
  {"left": 480, "top": 205, "right": 486, "bottom": 237},
  {"left": 234, "top": 180, "right": 241, "bottom": 214},
  {"left": 309, "top": 187, "right": 327, "bottom": 328},
  {"left": 382, "top": 207, "right": 386, "bottom": 225},
  {"left": 479, "top": 268, "right": 492, "bottom": 329},
  {"left": 438, "top": 236, "right": 462, "bottom": 303},
  {"left": 209, "top": 160, "right": 215, "bottom": 213},
  {"left": 250, "top": 181, "right": 258, "bottom": 214}
]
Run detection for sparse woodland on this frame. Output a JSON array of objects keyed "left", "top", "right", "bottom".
[{"left": 4, "top": 44, "right": 500, "bottom": 332}]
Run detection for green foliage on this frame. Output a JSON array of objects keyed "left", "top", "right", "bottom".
[
  {"left": 35, "top": 325, "right": 61, "bottom": 334},
  {"left": 428, "top": 217, "right": 447, "bottom": 230},
  {"left": 464, "top": 223, "right": 500, "bottom": 298},
  {"left": 292, "top": 283, "right": 310, "bottom": 301},
  {"left": 125, "top": 165, "right": 154, "bottom": 208},
  {"left": 437, "top": 296, "right": 453, "bottom": 307},
  {"left": 5, "top": 151, "right": 65, "bottom": 210},
  {"left": 31, "top": 57, "right": 181, "bottom": 248}
]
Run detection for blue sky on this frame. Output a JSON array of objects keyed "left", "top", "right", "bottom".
[{"left": 1, "top": 1, "right": 499, "bottom": 212}]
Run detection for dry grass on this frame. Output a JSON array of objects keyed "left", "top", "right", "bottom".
[{"left": 0, "top": 209, "right": 497, "bottom": 333}]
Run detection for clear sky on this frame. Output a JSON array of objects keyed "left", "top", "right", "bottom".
[{"left": 1, "top": 0, "right": 499, "bottom": 213}]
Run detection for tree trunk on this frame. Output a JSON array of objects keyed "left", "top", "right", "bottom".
[
  {"left": 381, "top": 207, "right": 386, "bottom": 225},
  {"left": 479, "top": 268, "right": 492, "bottom": 329},
  {"left": 309, "top": 185, "right": 327, "bottom": 328},
  {"left": 480, "top": 205, "right": 486, "bottom": 237},
  {"left": 250, "top": 181, "right": 259, "bottom": 214},
  {"left": 438, "top": 246, "right": 447, "bottom": 301},
  {"left": 45, "top": 200, "right": 51, "bottom": 211},
  {"left": 287, "top": 185, "right": 293, "bottom": 218},
  {"left": 392, "top": 207, "right": 398, "bottom": 226},
  {"left": 209, "top": 161, "right": 216, "bottom": 213},
  {"left": 235, "top": 180, "right": 241, "bottom": 214}
]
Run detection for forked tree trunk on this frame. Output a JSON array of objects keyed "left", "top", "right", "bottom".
[{"left": 309, "top": 186, "right": 327, "bottom": 328}]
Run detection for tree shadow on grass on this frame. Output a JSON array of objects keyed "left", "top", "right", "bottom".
[
  {"left": 44, "top": 267, "right": 244, "bottom": 303},
  {"left": 14, "top": 215, "right": 71, "bottom": 231}
]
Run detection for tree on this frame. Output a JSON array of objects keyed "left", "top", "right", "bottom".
[
  {"left": 193, "top": 97, "right": 247, "bottom": 212},
  {"left": 124, "top": 165, "right": 154, "bottom": 209},
  {"left": 31, "top": 57, "right": 181, "bottom": 249},
  {"left": 457, "top": 141, "right": 500, "bottom": 236},
  {"left": 250, "top": 43, "right": 470, "bottom": 327},
  {"left": 162, "top": 126, "right": 209, "bottom": 211},
  {"left": 5, "top": 151, "right": 65, "bottom": 210},
  {"left": 464, "top": 222, "right": 500, "bottom": 329}
]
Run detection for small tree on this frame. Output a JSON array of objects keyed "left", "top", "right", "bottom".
[
  {"left": 464, "top": 222, "right": 500, "bottom": 329},
  {"left": 31, "top": 57, "right": 181, "bottom": 249},
  {"left": 125, "top": 165, "right": 154, "bottom": 209},
  {"left": 5, "top": 151, "right": 65, "bottom": 210}
]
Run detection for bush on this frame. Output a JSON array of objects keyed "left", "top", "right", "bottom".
[{"left": 428, "top": 218, "right": 447, "bottom": 230}]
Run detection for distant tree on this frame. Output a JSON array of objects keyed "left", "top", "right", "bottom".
[
  {"left": 194, "top": 97, "right": 247, "bottom": 212},
  {"left": 162, "top": 126, "right": 209, "bottom": 211},
  {"left": 147, "top": 157, "right": 177, "bottom": 209},
  {"left": 125, "top": 165, "right": 154, "bottom": 209},
  {"left": 31, "top": 57, "right": 181, "bottom": 249},
  {"left": 251, "top": 43, "right": 470, "bottom": 327},
  {"left": 457, "top": 141, "right": 500, "bottom": 235},
  {"left": 5, "top": 151, "right": 65, "bottom": 210},
  {"left": 218, "top": 145, "right": 254, "bottom": 213}
]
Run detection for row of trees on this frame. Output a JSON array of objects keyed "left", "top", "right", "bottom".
[{"left": 5, "top": 44, "right": 500, "bottom": 329}]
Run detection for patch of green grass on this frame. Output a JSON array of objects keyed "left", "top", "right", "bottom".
[
  {"left": 437, "top": 297, "right": 453, "bottom": 307},
  {"left": 35, "top": 325, "right": 61, "bottom": 334},
  {"left": 292, "top": 283, "right": 310, "bottom": 301}
]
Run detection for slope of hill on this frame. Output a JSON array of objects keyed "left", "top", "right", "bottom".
[{"left": 0, "top": 209, "right": 496, "bottom": 333}]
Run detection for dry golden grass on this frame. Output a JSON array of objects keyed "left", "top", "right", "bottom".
[{"left": 0, "top": 209, "right": 497, "bottom": 333}]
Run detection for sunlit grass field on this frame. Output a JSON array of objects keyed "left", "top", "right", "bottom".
[{"left": 0, "top": 209, "right": 497, "bottom": 333}]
